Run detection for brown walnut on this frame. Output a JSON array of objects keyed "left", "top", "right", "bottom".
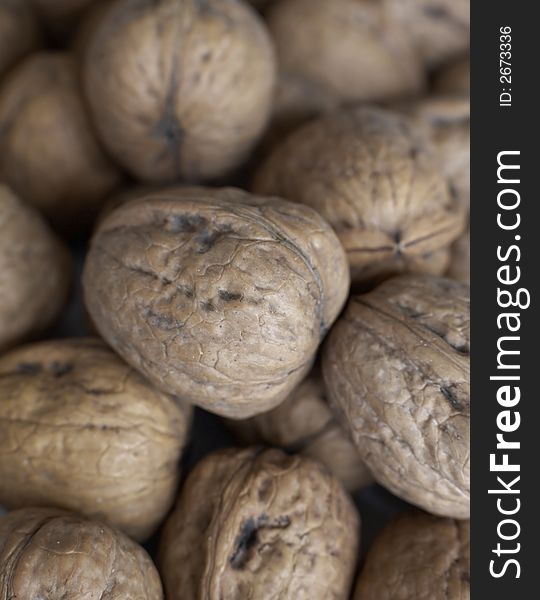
[
  {"left": 0, "top": 0, "right": 40, "bottom": 82},
  {"left": 323, "top": 275, "right": 470, "bottom": 518},
  {"left": 254, "top": 106, "right": 466, "bottom": 285},
  {"left": 0, "top": 185, "right": 70, "bottom": 352},
  {"left": 0, "top": 52, "right": 122, "bottom": 229},
  {"left": 226, "top": 367, "right": 373, "bottom": 492},
  {"left": 353, "top": 511, "right": 470, "bottom": 599},
  {"left": 83, "top": 186, "right": 349, "bottom": 418},
  {"left": 83, "top": 0, "right": 276, "bottom": 183},
  {"left": 0, "top": 507, "right": 163, "bottom": 599},
  {"left": 159, "top": 447, "right": 360, "bottom": 600},
  {"left": 0, "top": 338, "right": 192, "bottom": 541}
]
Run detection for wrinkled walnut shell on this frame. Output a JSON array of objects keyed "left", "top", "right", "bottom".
[
  {"left": 267, "top": 0, "right": 424, "bottom": 104},
  {"left": 226, "top": 368, "right": 372, "bottom": 492},
  {"left": 254, "top": 107, "right": 466, "bottom": 285},
  {"left": 0, "top": 185, "right": 70, "bottom": 352},
  {"left": 84, "top": 186, "right": 349, "bottom": 418},
  {"left": 0, "top": 338, "right": 192, "bottom": 540},
  {"left": 353, "top": 512, "right": 470, "bottom": 599},
  {"left": 323, "top": 275, "right": 470, "bottom": 518},
  {"left": 0, "top": 52, "right": 122, "bottom": 228},
  {"left": 0, "top": 507, "right": 163, "bottom": 599},
  {"left": 0, "top": 0, "right": 40, "bottom": 82},
  {"left": 84, "top": 0, "right": 276, "bottom": 183},
  {"left": 159, "top": 447, "right": 359, "bottom": 600},
  {"left": 434, "top": 55, "right": 470, "bottom": 95},
  {"left": 447, "top": 227, "right": 470, "bottom": 283}
]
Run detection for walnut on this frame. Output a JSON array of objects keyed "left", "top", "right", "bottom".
[
  {"left": 0, "top": 338, "right": 192, "bottom": 541},
  {"left": 226, "top": 368, "right": 372, "bottom": 492},
  {"left": 267, "top": 0, "right": 424, "bottom": 105},
  {"left": 0, "top": 0, "right": 40, "bottom": 82},
  {"left": 83, "top": 186, "right": 349, "bottom": 418},
  {"left": 434, "top": 55, "right": 470, "bottom": 95},
  {"left": 254, "top": 107, "right": 466, "bottom": 285},
  {"left": 0, "top": 52, "right": 122, "bottom": 229},
  {"left": 353, "top": 512, "right": 470, "bottom": 599},
  {"left": 447, "top": 227, "right": 470, "bottom": 283},
  {"left": 323, "top": 275, "right": 470, "bottom": 518},
  {"left": 0, "top": 507, "right": 163, "bottom": 599},
  {"left": 159, "top": 447, "right": 359, "bottom": 600},
  {"left": 0, "top": 185, "right": 70, "bottom": 352},
  {"left": 83, "top": 0, "right": 276, "bottom": 183}
]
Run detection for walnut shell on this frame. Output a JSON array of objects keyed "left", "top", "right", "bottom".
[
  {"left": 267, "top": 0, "right": 424, "bottom": 104},
  {"left": 0, "top": 0, "right": 40, "bottom": 82},
  {"left": 0, "top": 52, "right": 122, "bottom": 228},
  {"left": 83, "top": 186, "right": 349, "bottom": 418},
  {"left": 83, "top": 0, "right": 276, "bottom": 183},
  {"left": 353, "top": 512, "right": 469, "bottom": 599},
  {"left": 159, "top": 447, "right": 359, "bottom": 600},
  {"left": 0, "top": 338, "right": 192, "bottom": 540},
  {"left": 447, "top": 227, "right": 469, "bottom": 283},
  {"left": 384, "top": 0, "right": 470, "bottom": 68},
  {"left": 226, "top": 368, "right": 372, "bottom": 492},
  {"left": 254, "top": 107, "right": 466, "bottom": 285},
  {"left": 323, "top": 275, "right": 470, "bottom": 518},
  {"left": 0, "top": 185, "right": 70, "bottom": 352},
  {"left": 434, "top": 55, "right": 470, "bottom": 95},
  {"left": 0, "top": 507, "right": 163, "bottom": 599}
]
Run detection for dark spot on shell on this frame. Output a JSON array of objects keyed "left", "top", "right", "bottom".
[
  {"left": 50, "top": 362, "right": 73, "bottom": 377},
  {"left": 195, "top": 226, "right": 233, "bottom": 254},
  {"left": 166, "top": 214, "right": 207, "bottom": 233},
  {"left": 201, "top": 300, "right": 216, "bottom": 312},
  {"left": 440, "top": 385, "right": 463, "bottom": 411},
  {"left": 230, "top": 518, "right": 259, "bottom": 570},
  {"left": 424, "top": 5, "right": 449, "bottom": 19},
  {"left": 219, "top": 290, "right": 242, "bottom": 302},
  {"left": 143, "top": 308, "right": 183, "bottom": 330},
  {"left": 202, "top": 50, "right": 212, "bottom": 62},
  {"left": 258, "top": 478, "right": 272, "bottom": 502},
  {"left": 179, "top": 285, "right": 195, "bottom": 299},
  {"left": 16, "top": 362, "right": 42, "bottom": 374}
]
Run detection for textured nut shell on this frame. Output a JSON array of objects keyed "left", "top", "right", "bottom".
[
  {"left": 227, "top": 369, "right": 372, "bottom": 491},
  {"left": 353, "top": 512, "right": 469, "bottom": 600},
  {"left": 84, "top": 0, "right": 276, "bottom": 183},
  {"left": 254, "top": 107, "right": 466, "bottom": 284},
  {"left": 267, "top": 0, "right": 424, "bottom": 104},
  {"left": 0, "top": 507, "right": 163, "bottom": 599},
  {"left": 0, "top": 338, "right": 192, "bottom": 540},
  {"left": 434, "top": 55, "right": 470, "bottom": 94},
  {"left": 447, "top": 227, "right": 469, "bottom": 283},
  {"left": 0, "top": 52, "right": 121, "bottom": 227},
  {"left": 84, "top": 186, "right": 349, "bottom": 418},
  {"left": 0, "top": 186, "right": 70, "bottom": 352},
  {"left": 323, "top": 275, "right": 470, "bottom": 518},
  {"left": 384, "top": 0, "right": 470, "bottom": 68},
  {"left": 0, "top": 0, "right": 40, "bottom": 81},
  {"left": 159, "top": 447, "right": 359, "bottom": 600}
]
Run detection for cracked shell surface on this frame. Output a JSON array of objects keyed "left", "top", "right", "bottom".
[
  {"left": 159, "top": 447, "right": 359, "bottom": 600},
  {"left": 0, "top": 185, "right": 70, "bottom": 352},
  {"left": 83, "top": 186, "right": 350, "bottom": 418},
  {"left": 254, "top": 107, "right": 466, "bottom": 285},
  {"left": 83, "top": 0, "right": 276, "bottom": 183},
  {"left": 226, "top": 368, "right": 372, "bottom": 492},
  {"left": 0, "top": 507, "right": 163, "bottom": 599},
  {"left": 323, "top": 275, "right": 470, "bottom": 518},
  {"left": 0, "top": 338, "right": 192, "bottom": 541},
  {"left": 0, "top": 52, "right": 122, "bottom": 228},
  {"left": 267, "top": 0, "right": 424, "bottom": 104},
  {"left": 0, "top": 0, "right": 40, "bottom": 81},
  {"left": 353, "top": 512, "right": 470, "bottom": 599}
]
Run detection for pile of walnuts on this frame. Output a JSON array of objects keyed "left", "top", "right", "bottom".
[{"left": 0, "top": 0, "right": 470, "bottom": 598}]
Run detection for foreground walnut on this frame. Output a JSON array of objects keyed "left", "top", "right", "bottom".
[
  {"left": 0, "top": 186, "right": 70, "bottom": 352},
  {"left": 227, "top": 368, "right": 372, "bottom": 492},
  {"left": 0, "top": 507, "right": 163, "bottom": 599},
  {"left": 323, "top": 275, "right": 470, "bottom": 518},
  {"left": 159, "top": 447, "right": 359, "bottom": 600},
  {"left": 353, "top": 512, "right": 470, "bottom": 599},
  {"left": 0, "top": 52, "right": 121, "bottom": 228},
  {"left": 84, "top": 186, "right": 349, "bottom": 418},
  {"left": 0, "top": 0, "right": 40, "bottom": 81},
  {"left": 254, "top": 107, "right": 466, "bottom": 284},
  {"left": 267, "top": 0, "right": 424, "bottom": 105},
  {"left": 84, "top": 0, "right": 276, "bottom": 183},
  {"left": 0, "top": 338, "right": 192, "bottom": 540}
]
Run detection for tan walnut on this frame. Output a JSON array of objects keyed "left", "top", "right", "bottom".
[
  {"left": 254, "top": 107, "right": 466, "bottom": 285},
  {"left": 0, "top": 507, "right": 163, "bottom": 599},
  {"left": 0, "top": 52, "right": 122, "bottom": 229},
  {"left": 83, "top": 0, "right": 276, "bottom": 183},
  {"left": 0, "top": 185, "right": 70, "bottom": 352},
  {"left": 159, "top": 447, "right": 360, "bottom": 600},
  {"left": 323, "top": 275, "right": 470, "bottom": 518},
  {"left": 83, "top": 186, "right": 349, "bottom": 418},
  {"left": 226, "top": 367, "right": 373, "bottom": 492},
  {"left": 353, "top": 511, "right": 470, "bottom": 600},
  {"left": 0, "top": 338, "right": 192, "bottom": 541},
  {"left": 0, "top": 0, "right": 40, "bottom": 82}
]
